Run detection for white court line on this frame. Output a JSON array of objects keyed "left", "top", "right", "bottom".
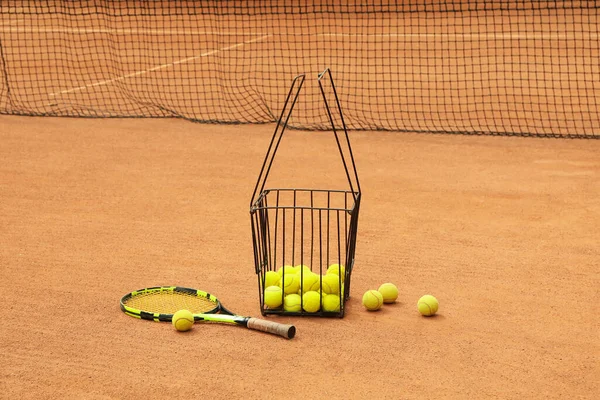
[
  {"left": 48, "top": 35, "right": 271, "bottom": 97},
  {"left": 318, "top": 32, "right": 599, "bottom": 40},
  {"left": 0, "top": 18, "right": 24, "bottom": 25},
  {"left": 0, "top": 26, "right": 266, "bottom": 35},
  {"left": 3, "top": 26, "right": 596, "bottom": 40}
]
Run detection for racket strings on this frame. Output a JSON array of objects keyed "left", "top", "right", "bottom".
[{"left": 125, "top": 290, "right": 218, "bottom": 315}]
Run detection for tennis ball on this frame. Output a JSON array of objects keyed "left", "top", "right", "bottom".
[
  {"left": 418, "top": 295, "right": 439, "bottom": 316},
  {"left": 300, "top": 272, "right": 320, "bottom": 293},
  {"left": 283, "top": 294, "right": 302, "bottom": 312},
  {"left": 296, "top": 264, "right": 313, "bottom": 275},
  {"left": 302, "top": 291, "right": 322, "bottom": 313},
  {"left": 362, "top": 290, "right": 383, "bottom": 311},
  {"left": 264, "top": 285, "right": 283, "bottom": 308},
  {"left": 326, "top": 263, "right": 345, "bottom": 282},
  {"left": 172, "top": 309, "right": 194, "bottom": 331},
  {"left": 264, "top": 270, "right": 280, "bottom": 288},
  {"left": 281, "top": 273, "right": 300, "bottom": 294},
  {"left": 378, "top": 283, "right": 399, "bottom": 303},
  {"left": 277, "top": 265, "right": 297, "bottom": 277},
  {"left": 322, "top": 294, "right": 341, "bottom": 312},
  {"left": 321, "top": 274, "right": 340, "bottom": 295}
]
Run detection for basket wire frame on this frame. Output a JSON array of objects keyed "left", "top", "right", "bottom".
[{"left": 250, "top": 69, "right": 361, "bottom": 317}]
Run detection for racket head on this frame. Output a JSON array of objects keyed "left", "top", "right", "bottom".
[{"left": 120, "top": 286, "right": 221, "bottom": 322}]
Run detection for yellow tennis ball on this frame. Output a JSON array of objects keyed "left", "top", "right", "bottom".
[
  {"left": 172, "top": 309, "right": 194, "bottom": 331},
  {"left": 378, "top": 283, "right": 399, "bottom": 303},
  {"left": 283, "top": 294, "right": 302, "bottom": 312},
  {"left": 264, "top": 285, "right": 283, "bottom": 308},
  {"left": 296, "top": 264, "right": 313, "bottom": 275},
  {"left": 302, "top": 291, "right": 322, "bottom": 313},
  {"left": 321, "top": 274, "right": 340, "bottom": 295},
  {"left": 362, "top": 290, "right": 383, "bottom": 311},
  {"left": 277, "top": 265, "right": 297, "bottom": 277},
  {"left": 418, "top": 295, "right": 439, "bottom": 316},
  {"left": 300, "top": 272, "right": 320, "bottom": 293},
  {"left": 326, "top": 263, "right": 345, "bottom": 282},
  {"left": 281, "top": 273, "right": 300, "bottom": 294},
  {"left": 322, "top": 294, "right": 341, "bottom": 312},
  {"left": 264, "top": 270, "right": 280, "bottom": 288}
]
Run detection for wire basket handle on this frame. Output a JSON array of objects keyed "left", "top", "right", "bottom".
[
  {"left": 250, "top": 74, "right": 305, "bottom": 207},
  {"left": 318, "top": 68, "right": 361, "bottom": 198}
]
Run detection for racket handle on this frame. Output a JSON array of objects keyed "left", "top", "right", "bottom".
[{"left": 247, "top": 318, "right": 296, "bottom": 339}]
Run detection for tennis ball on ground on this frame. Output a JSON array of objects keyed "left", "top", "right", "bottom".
[
  {"left": 326, "top": 263, "right": 345, "bottom": 282},
  {"left": 172, "top": 309, "right": 194, "bottom": 332},
  {"left": 281, "top": 273, "right": 300, "bottom": 294},
  {"left": 301, "top": 272, "right": 320, "bottom": 293},
  {"left": 302, "top": 291, "right": 322, "bottom": 313},
  {"left": 284, "top": 294, "right": 302, "bottom": 312},
  {"left": 418, "top": 295, "right": 439, "bottom": 316},
  {"left": 362, "top": 290, "right": 383, "bottom": 311},
  {"left": 321, "top": 274, "right": 341, "bottom": 295},
  {"left": 264, "top": 270, "right": 280, "bottom": 288},
  {"left": 322, "top": 294, "right": 341, "bottom": 312},
  {"left": 378, "top": 283, "right": 399, "bottom": 303},
  {"left": 264, "top": 285, "right": 283, "bottom": 308}
]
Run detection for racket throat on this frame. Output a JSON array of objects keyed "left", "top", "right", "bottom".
[{"left": 195, "top": 314, "right": 250, "bottom": 326}]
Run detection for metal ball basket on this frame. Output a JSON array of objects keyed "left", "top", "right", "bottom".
[{"left": 250, "top": 69, "right": 361, "bottom": 317}]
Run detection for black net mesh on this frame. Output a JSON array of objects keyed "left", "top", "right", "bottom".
[{"left": 0, "top": 1, "right": 598, "bottom": 137}]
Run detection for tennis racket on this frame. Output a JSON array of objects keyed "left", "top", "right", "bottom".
[{"left": 120, "top": 286, "right": 295, "bottom": 339}]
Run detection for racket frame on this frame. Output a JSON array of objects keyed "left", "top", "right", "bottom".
[{"left": 120, "top": 286, "right": 295, "bottom": 339}]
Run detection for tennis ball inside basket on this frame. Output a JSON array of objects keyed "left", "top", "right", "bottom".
[
  {"left": 321, "top": 274, "right": 341, "bottom": 295},
  {"left": 362, "top": 290, "right": 383, "bottom": 311},
  {"left": 418, "top": 295, "right": 439, "bottom": 316},
  {"left": 284, "top": 294, "right": 302, "bottom": 312},
  {"left": 296, "top": 264, "right": 312, "bottom": 275},
  {"left": 378, "top": 283, "right": 399, "bottom": 303},
  {"left": 301, "top": 272, "right": 320, "bottom": 293},
  {"left": 264, "top": 285, "right": 283, "bottom": 308},
  {"left": 172, "top": 309, "right": 195, "bottom": 331},
  {"left": 277, "top": 265, "right": 297, "bottom": 277},
  {"left": 264, "top": 270, "right": 280, "bottom": 288},
  {"left": 302, "top": 290, "right": 322, "bottom": 313},
  {"left": 322, "top": 294, "right": 341, "bottom": 312},
  {"left": 326, "top": 263, "right": 345, "bottom": 282},
  {"left": 281, "top": 273, "right": 300, "bottom": 294}
]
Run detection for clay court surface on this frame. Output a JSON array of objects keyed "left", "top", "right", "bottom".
[{"left": 0, "top": 115, "right": 598, "bottom": 399}]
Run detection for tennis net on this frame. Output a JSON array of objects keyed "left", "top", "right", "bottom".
[{"left": 0, "top": 1, "right": 598, "bottom": 137}]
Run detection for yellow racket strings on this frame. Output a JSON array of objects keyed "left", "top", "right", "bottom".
[{"left": 125, "top": 290, "right": 218, "bottom": 315}]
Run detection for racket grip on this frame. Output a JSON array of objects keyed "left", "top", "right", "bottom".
[{"left": 247, "top": 318, "right": 296, "bottom": 339}]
